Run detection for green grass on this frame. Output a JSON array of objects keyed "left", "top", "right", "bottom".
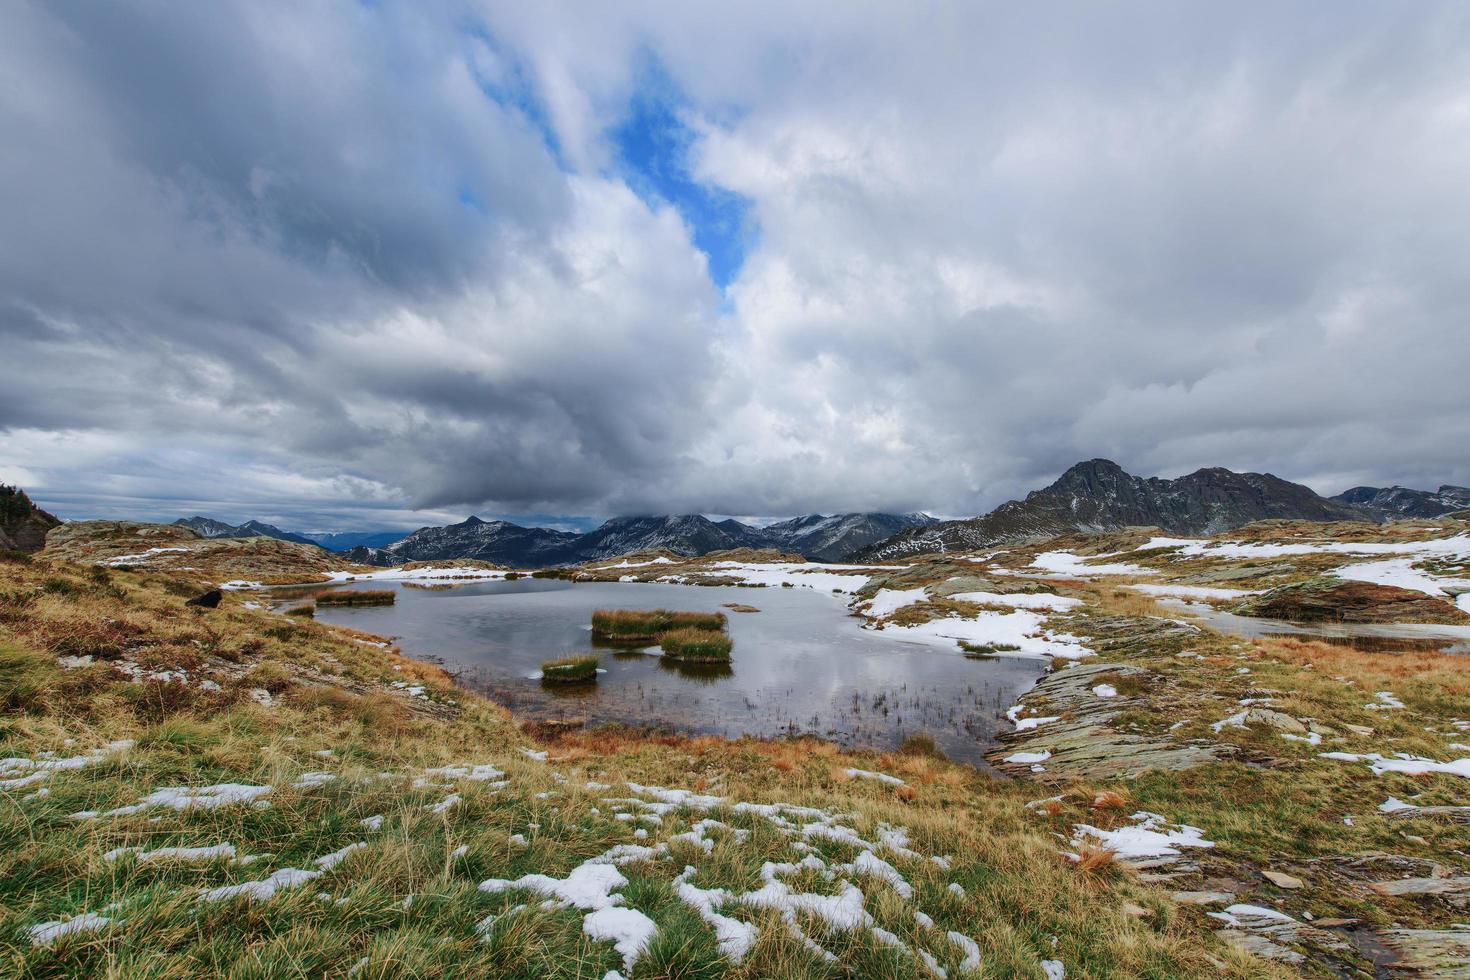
[
  {"left": 590, "top": 609, "right": 727, "bottom": 642},
  {"left": 285, "top": 604, "right": 316, "bottom": 618},
  {"left": 658, "top": 628, "right": 733, "bottom": 662},
  {"left": 316, "top": 590, "right": 395, "bottom": 607},
  {"left": 539, "top": 654, "right": 600, "bottom": 683}
]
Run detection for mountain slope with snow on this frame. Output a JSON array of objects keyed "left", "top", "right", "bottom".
[{"left": 853, "top": 459, "right": 1372, "bottom": 560}]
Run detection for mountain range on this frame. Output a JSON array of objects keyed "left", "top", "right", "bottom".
[
  {"left": 173, "top": 516, "right": 322, "bottom": 548},
  {"left": 853, "top": 459, "right": 1376, "bottom": 560},
  {"left": 343, "top": 512, "right": 937, "bottom": 568},
  {"left": 143, "top": 462, "right": 1468, "bottom": 569},
  {"left": 1330, "top": 484, "right": 1470, "bottom": 521}
]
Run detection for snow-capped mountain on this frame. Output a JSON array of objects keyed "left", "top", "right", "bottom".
[
  {"left": 366, "top": 515, "right": 581, "bottom": 567},
  {"left": 760, "top": 512, "right": 936, "bottom": 561},
  {"left": 347, "top": 512, "right": 937, "bottom": 567},
  {"left": 1330, "top": 484, "right": 1470, "bottom": 520},
  {"left": 852, "top": 459, "right": 1371, "bottom": 560},
  {"left": 173, "top": 516, "right": 321, "bottom": 548}
]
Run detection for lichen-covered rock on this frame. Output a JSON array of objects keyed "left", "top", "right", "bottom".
[{"left": 1232, "top": 578, "right": 1470, "bottom": 625}]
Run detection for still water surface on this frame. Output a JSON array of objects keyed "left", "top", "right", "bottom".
[{"left": 298, "top": 579, "right": 1045, "bottom": 766}]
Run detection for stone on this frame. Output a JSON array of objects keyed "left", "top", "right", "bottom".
[
  {"left": 1171, "top": 891, "right": 1233, "bottom": 905},
  {"left": 185, "top": 589, "right": 223, "bottom": 608},
  {"left": 1262, "top": 870, "right": 1304, "bottom": 889},
  {"left": 1232, "top": 578, "right": 1470, "bottom": 625},
  {"left": 1377, "top": 929, "right": 1470, "bottom": 976},
  {"left": 1368, "top": 877, "right": 1470, "bottom": 897}
]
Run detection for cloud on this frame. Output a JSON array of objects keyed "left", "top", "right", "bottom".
[{"left": 2, "top": 1, "right": 1468, "bottom": 528}]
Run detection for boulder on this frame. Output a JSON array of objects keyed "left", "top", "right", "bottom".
[
  {"left": 1232, "top": 578, "right": 1470, "bottom": 625},
  {"left": 185, "top": 589, "right": 223, "bottom": 609}
]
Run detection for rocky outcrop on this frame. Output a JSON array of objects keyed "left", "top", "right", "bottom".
[
  {"left": 0, "top": 485, "right": 61, "bottom": 553},
  {"left": 1232, "top": 579, "right": 1470, "bottom": 625},
  {"left": 989, "top": 662, "right": 1234, "bottom": 779},
  {"left": 854, "top": 459, "right": 1371, "bottom": 560}
]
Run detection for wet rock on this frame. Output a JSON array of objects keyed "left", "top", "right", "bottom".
[
  {"left": 1262, "top": 870, "right": 1304, "bottom": 889},
  {"left": 1232, "top": 578, "right": 1470, "bottom": 625},
  {"left": 185, "top": 589, "right": 223, "bottom": 608}
]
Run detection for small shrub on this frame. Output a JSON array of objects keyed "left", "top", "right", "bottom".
[
  {"left": 540, "top": 654, "right": 600, "bottom": 683},
  {"left": 960, "top": 641, "right": 1021, "bottom": 658},
  {"left": 658, "top": 628, "right": 733, "bottom": 662},
  {"left": 503, "top": 571, "right": 521, "bottom": 581},
  {"left": 316, "top": 589, "right": 395, "bottom": 606}
]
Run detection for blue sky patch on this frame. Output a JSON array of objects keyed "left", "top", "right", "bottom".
[{"left": 610, "top": 62, "right": 754, "bottom": 291}]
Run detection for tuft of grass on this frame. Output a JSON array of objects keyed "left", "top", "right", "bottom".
[
  {"left": 959, "top": 641, "right": 1021, "bottom": 658},
  {"left": 540, "top": 654, "right": 600, "bottom": 683},
  {"left": 316, "top": 589, "right": 395, "bottom": 607},
  {"left": 590, "top": 609, "right": 727, "bottom": 642},
  {"left": 285, "top": 604, "right": 315, "bottom": 618},
  {"left": 658, "top": 628, "right": 733, "bottom": 662}
]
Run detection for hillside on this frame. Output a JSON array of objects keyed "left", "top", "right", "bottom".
[
  {"left": 43, "top": 521, "right": 352, "bottom": 584},
  {"left": 853, "top": 459, "right": 1371, "bottom": 560},
  {"left": 4, "top": 514, "right": 1470, "bottom": 975},
  {"left": 0, "top": 485, "right": 61, "bottom": 554}
]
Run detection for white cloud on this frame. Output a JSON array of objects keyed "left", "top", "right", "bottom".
[{"left": 2, "top": 1, "right": 1468, "bottom": 527}]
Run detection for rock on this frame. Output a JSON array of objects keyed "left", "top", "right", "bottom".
[
  {"left": 1171, "top": 891, "right": 1233, "bottom": 905},
  {"left": 1232, "top": 578, "right": 1470, "bottom": 625},
  {"left": 1383, "top": 805, "right": 1470, "bottom": 825},
  {"left": 185, "top": 589, "right": 223, "bottom": 608},
  {"left": 1344, "top": 724, "right": 1375, "bottom": 736},
  {"left": 1368, "top": 877, "right": 1470, "bottom": 897},
  {"left": 1122, "top": 902, "right": 1151, "bottom": 918},
  {"left": 1377, "top": 929, "right": 1470, "bottom": 976},
  {"left": 1313, "top": 918, "right": 1358, "bottom": 928},
  {"left": 1241, "top": 709, "right": 1308, "bottom": 734},
  {"left": 1262, "top": 871, "right": 1304, "bottom": 889}
]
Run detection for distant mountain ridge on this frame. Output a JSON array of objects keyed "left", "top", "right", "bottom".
[
  {"left": 1331, "top": 484, "right": 1470, "bottom": 521},
  {"left": 852, "top": 459, "right": 1371, "bottom": 561},
  {"left": 350, "top": 512, "right": 937, "bottom": 568},
  {"left": 173, "top": 516, "right": 322, "bottom": 549}
]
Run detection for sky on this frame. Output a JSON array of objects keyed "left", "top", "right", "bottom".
[{"left": 2, "top": 2, "right": 1469, "bottom": 533}]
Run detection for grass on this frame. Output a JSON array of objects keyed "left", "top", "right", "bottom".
[
  {"left": 285, "top": 604, "right": 315, "bottom": 618},
  {"left": 590, "top": 609, "right": 727, "bottom": 642},
  {"left": 316, "top": 589, "right": 396, "bottom": 607},
  {"left": 8, "top": 522, "right": 1470, "bottom": 976},
  {"left": 959, "top": 640, "right": 1020, "bottom": 658},
  {"left": 539, "top": 654, "right": 600, "bottom": 684},
  {"left": 657, "top": 628, "right": 734, "bottom": 662}
]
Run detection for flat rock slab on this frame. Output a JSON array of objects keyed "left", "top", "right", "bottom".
[
  {"left": 990, "top": 661, "right": 1234, "bottom": 778},
  {"left": 1378, "top": 929, "right": 1470, "bottom": 977},
  {"left": 1385, "top": 806, "right": 1470, "bottom": 825},
  {"left": 1368, "top": 876, "right": 1470, "bottom": 897}
]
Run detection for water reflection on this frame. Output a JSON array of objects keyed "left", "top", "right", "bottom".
[{"left": 300, "top": 579, "right": 1045, "bottom": 766}]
